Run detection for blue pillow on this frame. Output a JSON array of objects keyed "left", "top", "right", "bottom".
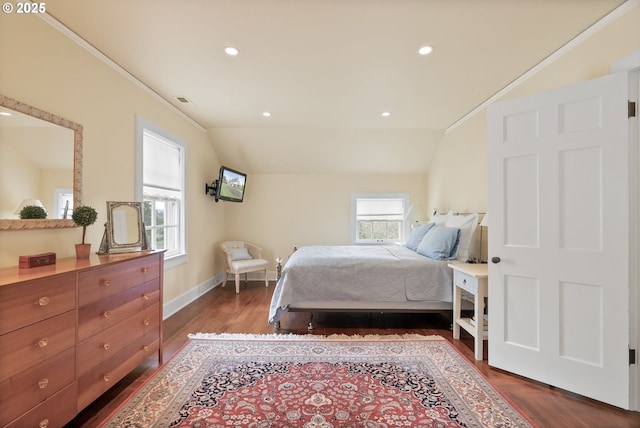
[
  {"left": 416, "top": 226, "right": 461, "bottom": 260},
  {"left": 405, "top": 223, "right": 435, "bottom": 251}
]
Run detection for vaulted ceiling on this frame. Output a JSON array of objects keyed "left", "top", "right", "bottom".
[{"left": 45, "top": 0, "right": 627, "bottom": 175}]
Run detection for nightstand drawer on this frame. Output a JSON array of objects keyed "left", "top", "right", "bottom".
[{"left": 454, "top": 270, "right": 478, "bottom": 294}]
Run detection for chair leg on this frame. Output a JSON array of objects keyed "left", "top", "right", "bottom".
[
  {"left": 264, "top": 269, "right": 269, "bottom": 288},
  {"left": 235, "top": 274, "right": 240, "bottom": 294},
  {"left": 222, "top": 272, "right": 228, "bottom": 287}
]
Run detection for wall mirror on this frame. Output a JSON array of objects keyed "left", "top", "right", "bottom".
[
  {"left": 98, "top": 201, "right": 148, "bottom": 254},
  {"left": 0, "top": 95, "right": 83, "bottom": 230}
]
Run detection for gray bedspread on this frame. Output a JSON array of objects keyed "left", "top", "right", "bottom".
[{"left": 268, "top": 245, "right": 453, "bottom": 324}]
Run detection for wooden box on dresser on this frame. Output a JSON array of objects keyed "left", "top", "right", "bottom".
[{"left": 0, "top": 251, "right": 164, "bottom": 428}]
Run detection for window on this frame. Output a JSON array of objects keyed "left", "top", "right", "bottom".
[
  {"left": 351, "top": 193, "right": 409, "bottom": 244},
  {"left": 53, "top": 188, "right": 73, "bottom": 219},
  {"left": 136, "top": 117, "right": 187, "bottom": 267}
]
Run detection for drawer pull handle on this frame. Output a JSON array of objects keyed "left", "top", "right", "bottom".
[
  {"left": 38, "top": 378, "right": 49, "bottom": 389},
  {"left": 39, "top": 419, "right": 49, "bottom": 428},
  {"left": 38, "top": 338, "right": 48, "bottom": 348},
  {"left": 103, "top": 374, "right": 111, "bottom": 382},
  {"left": 37, "top": 296, "right": 50, "bottom": 306},
  {"left": 463, "top": 279, "right": 467, "bottom": 285},
  {"left": 103, "top": 342, "right": 111, "bottom": 350},
  {"left": 100, "top": 279, "right": 111, "bottom": 286},
  {"left": 143, "top": 345, "right": 150, "bottom": 352},
  {"left": 103, "top": 311, "right": 111, "bottom": 318},
  {"left": 141, "top": 267, "right": 150, "bottom": 273},
  {"left": 144, "top": 319, "right": 150, "bottom": 326},
  {"left": 142, "top": 294, "right": 149, "bottom": 301}
]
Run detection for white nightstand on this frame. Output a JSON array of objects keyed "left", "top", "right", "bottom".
[{"left": 449, "top": 263, "right": 489, "bottom": 360}]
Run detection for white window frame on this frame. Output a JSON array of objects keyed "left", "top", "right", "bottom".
[
  {"left": 135, "top": 116, "right": 187, "bottom": 269},
  {"left": 53, "top": 188, "right": 73, "bottom": 219},
  {"left": 350, "top": 193, "right": 410, "bottom": 244}
]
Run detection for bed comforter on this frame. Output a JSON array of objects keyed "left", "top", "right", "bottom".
[{"left": 268, "top": 245, "right": 453, "bottom": 324}]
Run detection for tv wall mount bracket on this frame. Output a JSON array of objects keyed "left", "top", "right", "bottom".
[{"left": 205, "top": 180, "right": 219, "bottom": 202}]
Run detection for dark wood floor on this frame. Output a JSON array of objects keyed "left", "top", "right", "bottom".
[{"left": 68, "top": 281, "right": 640, "bottom": 427}]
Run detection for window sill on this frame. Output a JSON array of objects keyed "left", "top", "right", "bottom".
[{"left": 164, "top": 252, "right": 187, "bottom": 270}]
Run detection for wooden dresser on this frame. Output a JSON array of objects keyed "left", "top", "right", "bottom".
[{"left": 0, "top": 251, "right": 163, "bottom": 428}]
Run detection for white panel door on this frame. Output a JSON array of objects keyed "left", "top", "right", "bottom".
[{"left": 487, "top": 72, "right": 632, "bottom": 408}]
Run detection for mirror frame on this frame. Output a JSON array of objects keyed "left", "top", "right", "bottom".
[
  {"left": 0, "top": 95, "right": 83, "bottom": 230},
  {"left": 98, "top": 201, "right": 147, "bottom": 254}
]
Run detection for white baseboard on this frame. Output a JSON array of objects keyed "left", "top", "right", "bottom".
[
  {"left": 243, "top": 270, "right": 278, "bottom": 281},
  {"left": 162, "top": 270, "right": 277, "bottom": 320},
  {"left": 220, "top": 270, "right": 278, "bottom": 283},
  {"left": 162, "top": 272, "right": 225, "bottom": 320}
]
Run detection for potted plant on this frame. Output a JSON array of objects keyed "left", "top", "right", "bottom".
[
  {"left": 72, "top": 205, "right": 98, "bottom": 258},
  {"left": 19, "top": 205, "right": 47, "bottom": 219}
]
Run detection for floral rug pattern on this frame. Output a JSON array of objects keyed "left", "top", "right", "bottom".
[{"left": 99, "top": 334, "right": 533, "bottom": 427}]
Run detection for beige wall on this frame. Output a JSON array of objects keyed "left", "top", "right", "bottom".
[
  {"left": 0, "top": 141, "right": 39, "bottom": 217},
  {"left": 426, "top": 5, "right": 640, "bottom": 214},
  {"left": 41, "top": 169, "right": 72, "bottom": 217},
  {"left": 0, "top": 14, "right": 222, "bottom": 304},
  {"left": 222, "top": 174, "right": 428, "bottom": 270},
  {"left": 425, "top": 113, "right": 488, "bottom": 215}
]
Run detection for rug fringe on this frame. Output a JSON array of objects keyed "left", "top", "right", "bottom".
[{"left": 187, "top": 332, "right": 445, "bottom": 341}]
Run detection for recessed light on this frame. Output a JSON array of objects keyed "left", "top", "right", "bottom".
[
  {"left": 382, "top": 112, "right": 391, "bottom": 117},
  {"left": 262, "top": 112, "right": 271, "bottom": 117},
  {"left": 0, "top": 111, "right": 11, "bottom": 116},
  {"left": 418, "top": 45, "right": 433, "bottom": 55},
  {"left": 224, "top": 46, "right": 239, "bottom": 56}
]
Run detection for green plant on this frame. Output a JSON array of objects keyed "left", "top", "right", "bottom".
[
  {"left": 20, "top": 205, "right": 47, "bottom": 219},
  {"left": 72, "top": 205, "right": 98, "bottom": 244}
]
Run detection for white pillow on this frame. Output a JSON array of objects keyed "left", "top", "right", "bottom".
[
  {"left": 431, "top": 210, "right": 454, "bottom": 226},
  {"left": 445, "top": 213, "right": 478, "bottom": 262},
  {"left": 229, "top": 247, "right": 253, "bottom": 261}
]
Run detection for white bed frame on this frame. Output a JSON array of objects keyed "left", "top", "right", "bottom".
[{"left": 273, "top": 252, "right": 471, "bottom": 331}]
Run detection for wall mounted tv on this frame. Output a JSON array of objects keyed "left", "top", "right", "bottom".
[{"left": 215, "top": 165, "right": 247, "bottom": 203}]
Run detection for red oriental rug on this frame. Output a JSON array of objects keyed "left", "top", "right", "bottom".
[{"left": 99, "top": 334, "right": 534, "bottom": 427}]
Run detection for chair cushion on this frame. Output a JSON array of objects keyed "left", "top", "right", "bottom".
[
  {"left": 230, "top": 258, "right": 269, "bottom": 274},
  {"left": 229, "top": 247, "right": 253, "bottom": 260}
]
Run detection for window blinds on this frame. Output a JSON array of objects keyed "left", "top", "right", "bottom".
[
  {"left": 356, "top": 198, "right": 404, "bottom": 220},
  {"left": 143, "top": 130, "right": 181, "bottom": 192}
]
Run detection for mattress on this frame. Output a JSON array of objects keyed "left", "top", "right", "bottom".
[{"left": 268, "top": 245, "right": 454, "bottom": 324}]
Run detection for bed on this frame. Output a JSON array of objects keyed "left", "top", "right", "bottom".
[{"left": 268, "top": 212, "right": 480, "bottom": 329}]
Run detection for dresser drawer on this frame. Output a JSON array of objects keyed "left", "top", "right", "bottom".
[
  {"left": 78, "top": 330, "right": 160, "bottom": 410},
  {"left": 78, "top": 256, "right": 159, "bottom": 306},
  {"left": 0, "top": 273, "right": 75, "bottom": 335},
  {"left": 78, "top": 303, "right": 160, "bottom": 376},
  {"left": 4, "top": 382, "right": 77, "bottom": 428},
  {"left": 0, "top": 346, "right": 75, "bottom": 427},
  {"left": 78, "top": 279, "right": 160, "bottom": 340},
  {"left": 0, "top": 310, "right": 76, "bottom": 383}
]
